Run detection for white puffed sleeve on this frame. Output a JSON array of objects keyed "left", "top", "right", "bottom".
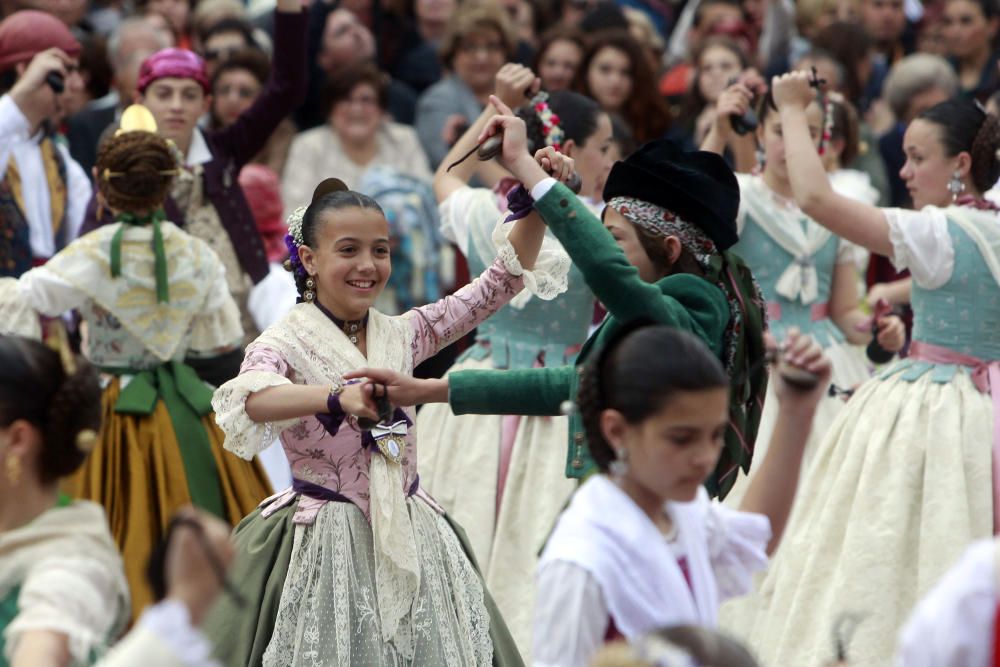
[
  {"left": 703, "top": 501, "right": 771, "bottom": 601},
  {"left": 532, "top": 561, "right": 609, "bottom": 667},
  {"left": 895, "top": 539, "right": 997, "bottom": 667},
  {"left": 883, "top": 206, "right": 955, "bottom": 289},
  {"left": 13, "top": 266, "right": 83, "bottom": 318},
  {"left": 189, "top": 258, "right": 243, "bottom": 353},
  {"left": 0, "top": 278, "right": 41, "bottom": 338},
  {"left": 211, "top": 345, "right": 297, "bottom": 460},
  {"left": 438, "top": 185, "right": 498, "bottom": 257},
  {"left": 5, "top": 556, "right": 127, "bottom": 666}
]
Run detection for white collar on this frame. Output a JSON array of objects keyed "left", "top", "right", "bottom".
[
  {"left": 184, "top": 128, "right": 212, "bottom": 167},
  {"left": 540, "top": 476, "right": 720, "bottom": 635}
]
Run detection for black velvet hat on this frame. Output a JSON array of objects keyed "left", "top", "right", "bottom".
[{"left": 602, "top": 139, "right": 740, "bottom": 251}]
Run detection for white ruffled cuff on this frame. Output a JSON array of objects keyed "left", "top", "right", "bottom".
[
  {"left": 491, "top": 221, "right": 571, "bottom": 309},
  {"left": 137, "top": 600, "right": 220, "bottom": 667},
  {"left": 704, "top": 502, "right": 772, "bottom": 601},
  {"left": 211, "top": 370, "right": 297, "bottom": 460},
  {"left": 0, "top": 277, "right": 41, "bottom": 339},
  {"left": 189, "top": 296, "right": 243, "bottom": 353}
]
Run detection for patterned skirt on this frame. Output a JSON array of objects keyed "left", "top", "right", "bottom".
[
  {"left": 720, "top": 369, "right": 993, "bottom": 666},
  {"left": 204, "top": 497, "right": 524, "bottom": 666}
]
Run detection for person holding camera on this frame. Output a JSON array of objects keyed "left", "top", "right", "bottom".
[{"left": 0, "top": 11, "right": 92, "bottom": 279}]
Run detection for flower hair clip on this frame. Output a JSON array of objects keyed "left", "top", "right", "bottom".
[
  {"left": 282, "top": 206, "right": 308, "bottom": 279},
  {"left": 530, "top": 91, "right": 565, "bottom": 152},
  {"left": 286, "top": 206, "right": 307, "bottom": 246}
]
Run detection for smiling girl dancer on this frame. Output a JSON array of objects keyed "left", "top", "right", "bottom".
[
  {"left": 204, "top": 102, "right": 578, "bottom": 666},
  {"left": 727, "top": 72, "right": 1000, "bottom": 666}
]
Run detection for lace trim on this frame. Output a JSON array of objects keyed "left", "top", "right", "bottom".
[
  {"left": 41, "top": 223, "right": 226, "bottom": 362},
  {"left": 225, "top": 304, "right": 422, "bottom": 650},
  {"left": 253, "top": 304, "right": 413, "bottom": 386},
  {"left": 262, "top": 500, "right": 492, "bottom": 665},
  {"left": 189, "top": 294, "right": 243, "bottom": 352},
  {"left": 211, "top": 369, "right": 296, "bottom": 460},
  {"left": 492, "top": 221, "right": 571, "bottom": 310}
]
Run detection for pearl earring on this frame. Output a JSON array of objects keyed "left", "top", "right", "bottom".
[
  {"left": 948, "top": 170, "right": 966, "bottom": 201},
  {"left": 609, "top": 448, "right": 629, "bottom": 477}
]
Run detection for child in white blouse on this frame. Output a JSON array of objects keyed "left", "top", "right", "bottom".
[{"left": 533, "top": 323, "right": 831, "bottom": 667}]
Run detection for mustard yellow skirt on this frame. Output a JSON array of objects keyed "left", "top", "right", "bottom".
[{"left": 64, "top": 378, "right": 272, "bottom": 620}]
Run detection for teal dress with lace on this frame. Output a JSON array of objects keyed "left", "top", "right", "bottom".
[
  {"left": 723, "top": 205, "right": 1000, "bottom": 667},
  {"left": 416, "top": 185, "right": 595, "bottom": 657}
]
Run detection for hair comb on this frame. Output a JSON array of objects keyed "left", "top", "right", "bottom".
[{"left": 115, "top": 105, "right": 159, "bottom": 136}]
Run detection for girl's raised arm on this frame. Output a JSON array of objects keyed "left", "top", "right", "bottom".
[{"left": 772, "top": 71, "right": 893, "bottom": 257}]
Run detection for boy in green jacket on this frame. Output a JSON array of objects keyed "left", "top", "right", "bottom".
[{"left": 349, "top": 101, "right": 767, "bottom": 499}]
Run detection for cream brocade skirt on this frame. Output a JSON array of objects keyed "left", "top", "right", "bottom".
[
  {"left": 720, "top": 370, "right": 994, "bottom": 667},
  {"left": 418, "top": 356, "right": 576, "bottom": 661},
  {"left": 724, "top": 342, "right": 871, "bottom": 508},
  {"left": 263, "top": 498, "right": 493, "bottom": 666}
]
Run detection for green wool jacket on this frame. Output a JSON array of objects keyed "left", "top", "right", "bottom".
[{"left": 449, "top": 182, "right": 729, "bottom": 478}]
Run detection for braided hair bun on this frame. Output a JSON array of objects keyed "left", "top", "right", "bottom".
[
  {"left": 970, "top": 112, "right": 1000, "bottom": 193},
  {"left": 0, "top": 336, "right": 102, "bottom": 484},
  {"left": 95, "top": 130, "right": 177, "bottom": 214}
]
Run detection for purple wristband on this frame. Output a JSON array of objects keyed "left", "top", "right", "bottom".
[
  {"left": 503, "top": 184, "right": 535, "bottom": 223},
  {"left": 315, "top": 389, "right": 347, "bottom": 436}
]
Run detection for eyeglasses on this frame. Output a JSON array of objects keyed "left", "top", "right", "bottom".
[{"left": 458, "top": 41, "right": 504, "bottom": 55}]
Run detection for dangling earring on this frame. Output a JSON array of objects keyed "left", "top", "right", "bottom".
[
  {"left": 948, "top": 170, "right": 966, "bottom": 201},
  {"left": 304, "top": 276, "right": 316, "bottom": 302},
  {"left": 5, "top": 454, "right": 21, "bottom": 486},
  {"left": 609, "top": 448, "right": 629, "bottom": 477},
  {"left": 755, "top": 146, "right": 766, "bottom": 171}
]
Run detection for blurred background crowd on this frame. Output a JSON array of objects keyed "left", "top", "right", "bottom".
[{"left": 4, "top": 0, "right": 996, "bottom": 322}]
